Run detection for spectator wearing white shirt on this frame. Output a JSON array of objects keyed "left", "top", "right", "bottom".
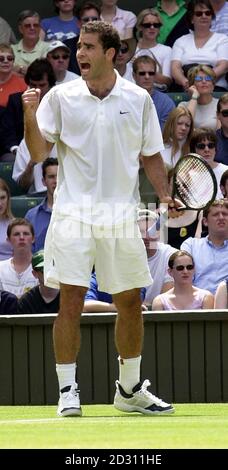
[
  {"left": 46, "top": 40, "right": 79, "bottom": 84},
  {"left": 0, "top": 218, "right": 38, "bottom": 297},
  {"left": 181, "top": 200, "right": 228, "bottom": 294}
]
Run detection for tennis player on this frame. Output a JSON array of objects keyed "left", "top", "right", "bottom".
[{"left": 22, "top": 21, "right": 178, "bottom": 417}]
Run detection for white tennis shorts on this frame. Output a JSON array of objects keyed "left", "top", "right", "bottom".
[{"left": 44, "top": 215, "right": 152, "bottom": 294}]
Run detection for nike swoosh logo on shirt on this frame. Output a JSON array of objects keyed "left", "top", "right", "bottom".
[{"left": 120, "top": 111, "right": 130, "bottom": 114}]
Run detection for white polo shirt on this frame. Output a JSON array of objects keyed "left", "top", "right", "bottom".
[{"left": 37, "top": 72, "right": 164, "bottom": 225}]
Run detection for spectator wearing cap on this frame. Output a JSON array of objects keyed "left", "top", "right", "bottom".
[
  {"left": 11, "top": 10, "right": 49, "bottom": 77},
  {"left": 40, "top": 0, "right": 80, "bottom": 42},
  {"left": 137, "top": 210, "right": 177, "bottom": 307},
  {"left": 46, "top": 40, "right": 79, "bottom": 84},
  {"left": 64, "top": 1, "right": 101, "bottom": 75},
  {"left": 17, "top": 249, "right": 60, "bottom": 314}
]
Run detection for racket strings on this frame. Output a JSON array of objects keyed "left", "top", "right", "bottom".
[{"left": 175, "top": 158, "right": 215, "bottom": 209}]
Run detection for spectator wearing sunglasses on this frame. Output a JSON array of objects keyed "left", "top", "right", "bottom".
[
  {"left": 114, "top": 33, "right": 136, "bottom": 81},
  {"left": 133, "top": 8, "right": 172, "bottom": 92},
  {"left": 40, "top": 0, "right": 80, "bottom": 42},
  {"left": 215, "top": 93, "right": 228, "bottom": 165},
  {"left": 100, "top": 0, "right": 136, "bottom": 38},
  {"left": 152, "top": 250, "right": 214, "bottom": 310},
  {"left": 190, "top": 127, "right": 228, "bottom": 198},
  {"left": 178, "top": 65, "right": 219, "bottom": 130},
  {"left": 171, "top": 0, "right": 228, "bottom": 92},
  {"left": 12, "top": 11, "right": 49, "bottom": 77},
  {"left": 181, "top": 200, "right": 228, "bottom": 295},
  {"left": 0, "top": 43, "right": 26, "bottom": 109},
  {"left": 46, "top": 40, "right": 79, "bottom": 83},
  {"left": 64, "top": 1, "right": 101, "bottom": 75},
  {"left": 133, "top": 55, "right": 175, "bottom": 131}
]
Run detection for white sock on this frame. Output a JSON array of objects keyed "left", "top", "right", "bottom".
[
  {"left": 118, "top": 356, "right": 141, "bottom": 393},
  {"left": 56, "top": 363, "right": 76, "bottom": 392}
]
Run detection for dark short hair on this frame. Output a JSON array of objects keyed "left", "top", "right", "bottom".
[
  {"left": 186, "top": 0, "right": 215, "bottom": 29},
  {"left": 81, "top": 21, "right": 121, "bottom": 62},
  {"left": 25, "top": 58, "right": 56, "bottom": 88},
  {"left": 190, "top": 127, "right": 217, "bottom": 153},
  {"left": 220, "top": 170, "right": 228, "bottom": 188},
  {"left": 42, "top": 157, "right": 58, "bottom": 178},
  {"left": 76, "top": 1, "right": 101, "bottom": 18},
  {"left": 7, "top": 218, "right": 34, "bottom": 238},
  {"left": 168, "top": 250, "right": 194, "bottom": 269}
]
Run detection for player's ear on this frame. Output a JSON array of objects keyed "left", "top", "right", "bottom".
[
  {"left": 202, "top": 217, "right": 208, "bottom": 227},
  {"left": 106, "top": 47, "right": 115, "bottom": 62}
]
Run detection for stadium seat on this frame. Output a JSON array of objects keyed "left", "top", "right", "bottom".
[
  {"left": 11, "top": 196, "right": 44, "bottom": 218},
  {"left": 0, "top": 162, "right": 25, "bottom": 196},
  {"left": 167, "top": 91, "right": 224, "bottom": 106}
]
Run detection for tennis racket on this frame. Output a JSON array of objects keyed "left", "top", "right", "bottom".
[{"left": 171, "top": 153, "right": 217, "bottom": 211}]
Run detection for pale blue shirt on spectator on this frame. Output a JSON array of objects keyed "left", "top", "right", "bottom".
[
  {"left": 211, "top": 2, "right": 228, "bottom": 35},
  {"left": 181, "top": 236, "right": 228, "bottom": 294}
]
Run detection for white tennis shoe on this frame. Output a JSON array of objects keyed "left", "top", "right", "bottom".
[
  {"left": 57, "top": 383, "right": 82, "bottom": 417},
  {"left": 114, "top": 379, "right": 174, "bottom": 415}
]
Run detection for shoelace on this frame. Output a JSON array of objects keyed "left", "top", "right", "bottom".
[
  {"left": 66, "top": 386, "right": 80, "bottom": 401},
  {"left": 139, "top": 380, "right": 164, "bottom": 404}
]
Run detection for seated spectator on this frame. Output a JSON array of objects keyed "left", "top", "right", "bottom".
[
  {"left": 17, "top": 249, "right": 60, "bottom": 314},
  {"left": 0, "top": 218, "right": 38, "bottom": 297},
  {"left": 83, "top": 271, "right": 146, "bottom": 313},
  {"left": 46, "top": 40, "right": 79, "bottom": 84},
  {"left": 0, "top": 178, "right": 13, "bottom": 260},
  {"left": 25, "top": 158, "right": 58, "bottom": 253},
  {"left": 0, "top": 282, "right": 18, "bottom": 314},
  {"left": 155, "top": 0, "right": 188, "bottom": 47},
  {"left": 40, "top": 0, "right": 80, "bottom": 42},
  {"left": 190, "top": 127, "right": 228, "bottom": 198},
  {"left": 133, "top": 8, "right": 172, "bottom": 91},
  {"left": 0, "top": 17, "right": 16, "bottom": 44},
  {"left": 171, "top": 0, "right": 228, "bottom": 92},
  {"left": 0, "top": 43, "right": 26, "bottom": 108},
  {"left": 215, "top": 93, "right": 228, "bottom": 166},
  {"left": 12, "top": 10, "right": 49, "bottom": 77},
  {"left": 178, "top": 65, "right": 219, "bottom": 130},
  {"left": 137, "top": 209, "right": 177, "bottom": 306},
  {"left": 100, "top": 0, "right": 136, "bottom": 37},
  {"left": 181, "top": 199, "right": 228, "bottom": 294},
  {"left": 162, "top": 168, "right": 203, "bottom": 249},
  {"left": 152, "top": 250, "right": 214, "bottom": 310},
  {"left": 214, "top": 279, "right": 228, "bottom": 308},
  {"left": 210, "top": 0, "right": 228, "bottom": 35},
  {"left": 64, "top": 1, "right": 101, "bottom": 75},
  {"left": 12, "top": 59, "right": 57, "bottom": 194},
  {"left": 114, "top": 34, "right": 136, "bottom": 80},
  {"left": 161, "top": 106, "right": 194, "bottom": 169},
  {"left": 0, "top": 58, "right": 56, "bottom": 161},
  {"left": 83, "top": 272, "right": 118, "bottom": 313},
  {"left": 132, "top": 55, "right": 175, "bottom": 131},
  {"left": 220, "top": 170, "right": 228, "bottom": 198}
]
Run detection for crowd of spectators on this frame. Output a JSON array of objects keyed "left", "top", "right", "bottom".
[{"left": 0, "top": 0, "right": 228, "bottom": 314}]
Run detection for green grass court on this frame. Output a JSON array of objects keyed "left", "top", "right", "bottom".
[{"left": 0, "top": 404, "right": 228, "bottom": 449}]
